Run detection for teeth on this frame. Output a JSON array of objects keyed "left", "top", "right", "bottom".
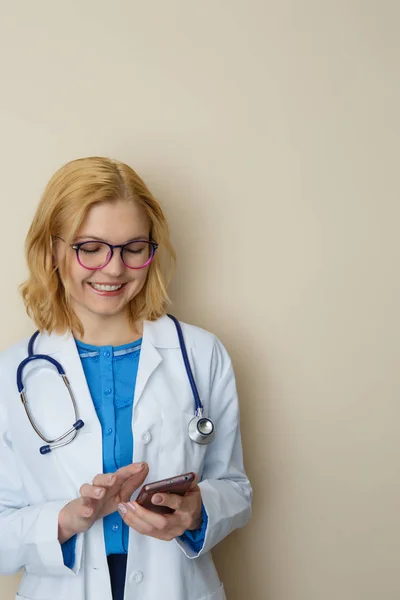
[{"left": 90, "top": 283, "right": 123, "bottom": 292}]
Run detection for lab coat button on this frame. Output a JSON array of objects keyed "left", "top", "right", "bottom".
[
  {"left": 132, "top": 570, "right": 143, "bottom": 583},
  {"left": 142, "top": 431, "right": 152, "bottom": 444}
]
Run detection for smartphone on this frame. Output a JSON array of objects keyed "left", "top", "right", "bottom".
[{"left": 136, "top": 472, "right": 196, "bottom": 514}]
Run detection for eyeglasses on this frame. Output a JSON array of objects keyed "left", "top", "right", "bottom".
[{"left": 55, "top": 237, "right": 158, "bottom": 270}]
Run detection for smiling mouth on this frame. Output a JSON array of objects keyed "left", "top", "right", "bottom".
[{"left": 88, "top": 283, "right": 126, "bottom": 292}]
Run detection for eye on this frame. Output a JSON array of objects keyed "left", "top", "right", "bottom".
[
  {"left": 79, "top": 242, "right": 106, "bottom": 254},
  {"left": 124, "top": 242, "right": 148, "bottom": 254}
]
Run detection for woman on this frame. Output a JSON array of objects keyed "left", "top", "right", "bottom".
[{"left": 0, "top": 157, "right": 251, "bottom": 600}]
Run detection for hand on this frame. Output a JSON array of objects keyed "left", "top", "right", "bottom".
[
  {"left": 58, "top": 462, "right": 149, "bottom": 543},
  {"left": 117, "top": 475, "right": 203, "bottom": 541}
]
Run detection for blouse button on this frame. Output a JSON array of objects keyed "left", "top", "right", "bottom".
[{"left": 104, "top": 351, "right": 110, "bottom": 358}]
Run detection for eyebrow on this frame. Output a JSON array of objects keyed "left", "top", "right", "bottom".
[{"left": 74, "top": 235, "right": 150, "bottom": 243}]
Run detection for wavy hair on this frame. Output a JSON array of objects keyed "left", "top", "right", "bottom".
[{"left": 20, "top": 157, "right": 176, "bottom": 335}]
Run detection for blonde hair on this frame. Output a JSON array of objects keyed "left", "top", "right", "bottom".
[{"left": 20, "top": 157, "right": 176, "bottom": 335}]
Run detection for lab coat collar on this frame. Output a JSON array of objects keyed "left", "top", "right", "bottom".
[
  {"left": 33, "top": 313, "right": 181, "bottom": 355},
  {"left": 142, "top": 314, "right": 181, "bottom": 349}
]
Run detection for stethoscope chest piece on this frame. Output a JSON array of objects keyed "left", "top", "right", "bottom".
[{"left": 188, "top": 413, "right": 216, "bottom": 445}]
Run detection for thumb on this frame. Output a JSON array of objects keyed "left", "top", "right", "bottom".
[{"left": 189, "top": 473, "right": 199, "bottom": 491}]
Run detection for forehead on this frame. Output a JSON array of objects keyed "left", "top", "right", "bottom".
[{"left": 73, "top": 199, "right": 150, "bottom": 243}]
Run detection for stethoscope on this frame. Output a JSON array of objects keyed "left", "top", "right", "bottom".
[{"left": 16, "top": 315, "right": 215, "bottom": 455}]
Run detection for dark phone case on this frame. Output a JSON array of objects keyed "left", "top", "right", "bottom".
[{"left": 136, "top": 472, "right": 195, "bottom": 515}]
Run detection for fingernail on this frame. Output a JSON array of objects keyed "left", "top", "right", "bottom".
[
  {"left": 127, "top": 502, "right": 137, "bottom": 512},
  {"left": 95, "top": 487, "right": 103, "bottom": 497},
  {"left": 152, "top": 494, "right": 162, "bottom": 505},
  {"left": 118, "top": 504, "right": 127, "bottom": 515},
  {"left": 85, "top": 507, "right": 93, "bottom": 516},
  {"left": 108, "top": 475, "right": 116, "bottom": 483}
]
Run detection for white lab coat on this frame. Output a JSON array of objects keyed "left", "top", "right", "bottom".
[{"left": 0, "top": 315, "right": 251, "bottom": 600}]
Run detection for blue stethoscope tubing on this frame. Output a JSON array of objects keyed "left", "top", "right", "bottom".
[
  {"left": 17, "top": 315, "right": 215, "bottom": 454},
  {"left": 17, "top": 331, "right": 84, "bottom": 455}
]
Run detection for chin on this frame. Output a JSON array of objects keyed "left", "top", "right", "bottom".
[{"left": 92, "top": 306, "right": 130, "bottom": 318}]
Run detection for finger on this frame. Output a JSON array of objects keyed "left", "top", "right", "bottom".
[
  {"left": 188, "top": 473, "right": 199, "bottom": 490},
  {"left": 118, "top": 503, "right": 179, "bottom": 540},
  {"left": 120, "top": 468, "right": 149, "bottom": 503},
  {"left": 80, "top": 483, "right": 106, "bottom": 500},
  {"left": 92, "top": 473, "right": 117, "bottom": 488},
  {"left": 79, "top": 504, "right": 94, "bottom": 518},
  {"left": 115, "top": 462, "right": 148, "bottom": 483},
  {"left": 77, "top": 498, "right": 97, "bottom": 519},
  {"left": 91, "top": 464, "right": 147, "bottom": 489},
  {"left": 151, "top": 493, "right": 185, "bottom": 512},
  {"left": 125, "top": 501, "right": 170, "bottom": 530},
  {"left": 118, "top": 504, "right": 155, "bottom": 535}
]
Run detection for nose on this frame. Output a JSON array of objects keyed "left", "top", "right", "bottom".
[{"left": 100, "top": 249, "right": 126, "bottom": 277}]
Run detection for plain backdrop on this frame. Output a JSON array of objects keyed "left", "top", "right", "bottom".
[{"left": 0, "top": 1, "right": 399, "bottom": 599}]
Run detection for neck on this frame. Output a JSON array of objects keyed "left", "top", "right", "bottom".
[{"left": 73, "top": 309, "right": 143, "bottom": 347}]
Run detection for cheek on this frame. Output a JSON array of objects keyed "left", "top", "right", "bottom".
[
  {"left": 64, "top": 258, "right": 89, "bottom": 290},
  {"left": 127, "top": 269, "right": 149, "bottom": 293}
]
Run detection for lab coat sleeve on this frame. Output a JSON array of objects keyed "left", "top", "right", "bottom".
[
  {"left": 178, "top": 503, "right": 208, "bottom": 552},
  {"left": 176, "top": 339, "right": 252, "bottom": 558},
  {"left": 61, "top": 535, "right": 77, "bottom": 569},
  {"left": 0, "top": 401, "right": 84, "bottom": 577}
]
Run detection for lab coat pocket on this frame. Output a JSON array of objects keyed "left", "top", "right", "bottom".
[
  {"left": 160, "top": 410, "right": 207, "bottom": 479},
  {"left": 197, "top": 583, "right": 226, "bottom": 600}
]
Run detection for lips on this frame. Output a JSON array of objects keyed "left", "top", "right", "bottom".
[
  {"left": 87, "top": 282, "right": 129, "bottom": 297},
  {"left": 89, "top": 283, "right": 124, "bottom": 292}
]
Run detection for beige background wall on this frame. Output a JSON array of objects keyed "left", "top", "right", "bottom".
[{"left": 0, "top": 1, "right": 399, "bottom": 599}]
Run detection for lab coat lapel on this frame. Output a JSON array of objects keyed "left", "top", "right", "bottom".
[
  {"left": 36, "top": 331, "right": 103, "bottom": 492},
  {"left": 133, "top": 315, "right": 180, "bottom": 409},
  {"left": 133, "top": 332, "right": 162, "bottom": 408}
]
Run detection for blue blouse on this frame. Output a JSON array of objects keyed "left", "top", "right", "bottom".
[{"left": 62, "top": 338, "right": 207, "bottom": 567}]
